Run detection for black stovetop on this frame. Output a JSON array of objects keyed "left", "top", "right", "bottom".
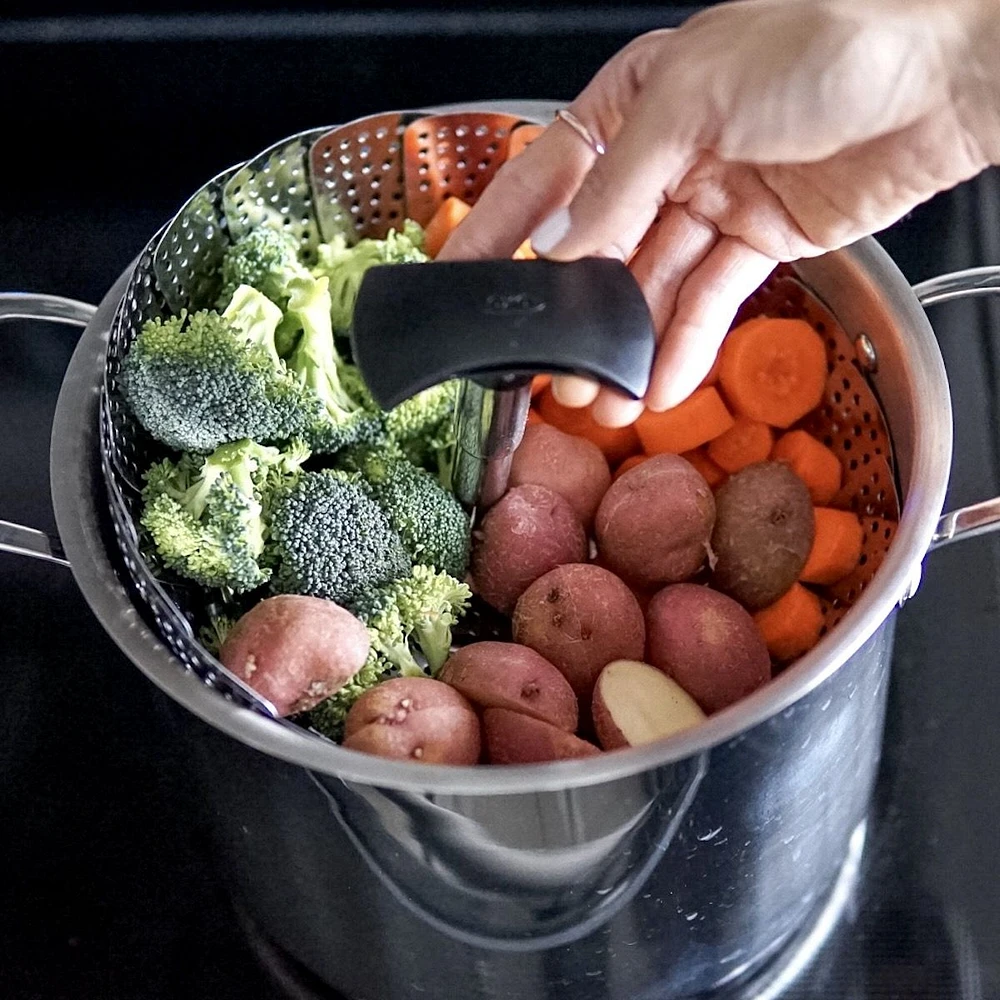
[{"left": 3, "top": 7, "right": 1000, "bottom": 999}]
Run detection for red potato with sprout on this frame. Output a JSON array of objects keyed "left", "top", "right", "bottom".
[
  {"left": 508, "top": 422, "right": 612, "bottom": 528},
  {"left": 595, "top": 454, "right": 715, "bottom": 588},
  {"left": 512, "top": 563, "right": 646, "bottom": 700},
  {"left": 343, "top": 677, "right": 481, "bottom": 764},
  {"left": 482, "top": 708, "right": 602, "bottom": 764},
  {"left": 592, "top": 660, "right": 707, "bottom": 750},
  {"left": 470, "top": 484, "right": 588, "bottom": 614},
  {"left": 438, "top": 642, "right": 578, "bottom": 732},
  {"left": 220, "top": 595, "right": 369, "bottom": 716},
  {"left": 645, "top": 584, "right": 771, "bottom": 714}
]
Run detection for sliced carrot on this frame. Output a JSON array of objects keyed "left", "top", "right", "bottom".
[
  {"left": 613, "top": 454, "right": 649, "bottom": 480},
  {"left": 771, "top": 430, "right": 842, "bottom": 505},
  {"left": 526, "top": 407, "right": 546, "bottom": 426},
  {"left": 718, "top": 316, "right": 827, "bottom": 428},
  {"left": 508, "top": 123, "right": 545, "bottom": 160},
  {"left": 800, "top": 508, "right": 864, "bottom": 585},
  {"left": 706, "top": 417, "right": 774, "bottom": 474},
  {"left": 753, "top": 583, "right": 824, "bottom": 662},
  {"left": 680, "top": 448, "right": 727, "bottom": 489},
  {"left": 634, "top": 386, "right": 735, "bottom": 456},
  {"left": 536, "top": 388, "right": 640, "bottom": 466},
  {"left": 530, "top": 374, "right": 552, "bottom": 398},
  {"left": 513, "top": 239, "right": 538, "bottom": 260},
  {"left": 423, "top": 196, "right": 471, "bottom": 258}
]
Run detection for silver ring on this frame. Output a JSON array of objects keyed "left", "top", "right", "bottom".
[{"left": 555, "top": 108, "right": 607, "bottom": 156}]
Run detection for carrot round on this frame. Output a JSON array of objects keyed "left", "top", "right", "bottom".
[
  {"left": 613, "top": 454, "right": 649, "bottom": 480},
  {"left": 771, "top": 430, "right": 842, "bottom": 504},
  {"left": 513, "top": 239, "right": 538, "bottom": 260},
  {"left": 699, "top": 351, "right": 722, "bottom": 388},
  {"left": 634, "top": 386, "right": 735, "bottom": 456},
  {"left": 526, "top": 407, "right": 546, "bottom": 426},
  {"left": 680, "top": 448, "right": 727, "bottom": 489},
  {"left": 718, "top": 316, "right": 827, "bottom": 428},
  {"left": 530, "top": 374, "right": 552, "bottom": 398},
  {"left": 706, "top": 417, "right": 774, "bottom": 474},
  {"left": 753, "top": 583, "right": 824, "bottom": 662},
  {"left": 423, "top": 196, "right": 471, "bottom": 258},
  {"left": 536, "top": 388, "right": 640, "bottom": 466},
  {"left": 508, "top": 123, "right": 545, "bottom": 160},
  {"left": 800, "top": 508, "right": 864, "bottom": 585}
]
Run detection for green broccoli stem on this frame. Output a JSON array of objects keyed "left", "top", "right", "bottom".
[{"left": 412, "top": 618, "right": 452, "bottom": 675}]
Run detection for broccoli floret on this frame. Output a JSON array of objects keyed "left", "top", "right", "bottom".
[
  {"left": 140, "top": 438, "right": 308, "bottom": 593},
  {"left": 384, "top": 380, "right": 460, "bottom": 484},
  {"left": 266, "top": 469, "right": 411, "bottom": 607},
  {"left": 312, "top": 220, "right": 429, "bottom": 332},
  {"left": 216, "top": 226, "right": 310, "bottom": 309},
  {"left": 308, "top": 564, "right": 470, "bottom": 741},
  {"left": 283, "top": 273, "right": 385, "bottom": 454},
  {"left": 120, "top": 290, "right": 317, "bottom": 453},
  {"left": 343, "top": 445, "right": 470, "bottom": 579}
]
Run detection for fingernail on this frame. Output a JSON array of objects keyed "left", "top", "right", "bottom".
[{"left": 530, "top": 207, "right": 571, "bottom": 255}]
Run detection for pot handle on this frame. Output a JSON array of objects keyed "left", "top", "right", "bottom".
[
  {"left": 0, "top": 292, "right": 98, "bottom": 567},
  {"left": 912, "top": 267, "right": 1000, "bottom": 551}
]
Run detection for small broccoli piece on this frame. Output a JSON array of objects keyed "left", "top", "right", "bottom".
[
  {"left": 343, "top": 445, "right": 470, "bottom": 579},
  {"left": 140, "top": 438, "right": 308, "bottom": 593},
  {"left": 120, "top": 291, "right": 317, "bottom": 453},
  {"left": 384, "top": 380, "right": 460, "bottom": 483},
  {"left": 389, "top": 564, "right": 471, "bottom": 674},
  {"left": 312, "top": 220, "right": 429, "bottom": 332},
  {"left": 216, "top": 226, "right": 310, "bottom": 309},
  {"left": 283, "top": 273, "right": 385, "bottom": 454},
  {"left": 266, "top": 469, "right": 411, "bottom": 607},
  {"left": 198, "top": 610, "right": 238, "bottom": 657}
]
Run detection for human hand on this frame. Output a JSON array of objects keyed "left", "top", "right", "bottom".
[{"left": 438, "top": 0, "right": 1000, "bottom": 425}]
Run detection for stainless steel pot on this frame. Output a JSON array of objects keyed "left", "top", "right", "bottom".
[{"left": 5, "top": 97, "right": 1000, "bottom": 999}]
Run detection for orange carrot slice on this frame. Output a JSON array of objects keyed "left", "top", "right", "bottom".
[
  {"left": 680, "top": 448, "right": 727, "bottom": 488},
  {"left": 423, "top": 196, "right": 471, "bottom": 258},
  {"left": 800, "top": 508, "right": 864, "bottom": 585},
  {"left": 508, "top": 123, "right": 545, "bottom": 160},
  {"left": 634, "top": 386, "right": 735, "bottom": 456},
  {"left": 530, "top": 374, "right": 552, "bottom": 398},
  {"left": 526, "top": 407, "right": 546, "bottom": 426},
  {"left": 718, "top": 316, "right": 827, "bottom": 428},
  {"left": 699, "top": 351, "right": 722, "bottom": 388},
  {"left": 536, "top": 388, "right": 640, "bottom": 466},
  {"left": 513, "top": 239, "right": 538, "bottom": 260},
  {"left": 706, "top": 417, "right": 774, "bottom": 474},
  {"left": 771, "top": 430, "right": 842, "bottom": 505},
  {"left": 753, "top": 583, "right": 824, "bottom": 662},
  {"left": 613, "top": 454, "right": 649, "bottom": 480}
]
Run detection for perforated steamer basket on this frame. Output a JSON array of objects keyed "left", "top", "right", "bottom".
[{"left": 6, "top": 99, "right": 1000, "bottom": 999}]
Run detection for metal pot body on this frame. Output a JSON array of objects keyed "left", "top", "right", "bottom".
[
  {"left": 170, "top": 615, "right": 891, "bottom": 999},
  {"left": 7, "top": 127, "right": 992, "bottom": 1000}
]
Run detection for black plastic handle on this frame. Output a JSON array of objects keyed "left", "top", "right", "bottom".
[{"left": 351, "top": 257, "right": 657, "bottom": 408}]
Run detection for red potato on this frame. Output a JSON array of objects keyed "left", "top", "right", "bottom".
[
  {"left": 469, "top": 484, "right": 588, "bottom": 614},
  {"left": 646, "top": 584, "right": 771, "bottom": 714},
  {"left": 595, "top": 453, "right": 715, "bottom": 588},
  {"left": 592, "top": 660, "right": 707, "bottom": 750},
  {"left": 220, "top": 595, "right": 369, "bottom": 716},
  {"left": 512, "top": 563, "right": 646, "bottom": 700},
  {"left": 508, "top": 422, "right": 612, "bottom": 528},
  {"left": 482, "top": 708, "right": 602, "bottom": 764},
  {"left": 438, "top": 642, "right": 578, "bottom": 732},
  {"left": 343, "top": 677, "right": 481, "bottom": 764}
]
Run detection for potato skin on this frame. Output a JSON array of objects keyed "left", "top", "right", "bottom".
[
  {"left": 711, "top": 461, "right": 815, "bottom": 610},
  {"left": 220, "top": 595, "right": 369, "bottom": 716},
  {"left": 595, "top": 453, "right": 715, "bottom": 588},
  {"left": 470, "top": 484, "right": 588, "bottom": 614},
  {"left": 645, "top": 583, "right": 771, "bottom": 713},
  {"left": 509, "top": 423, "right": 612, "bottom": 528},
  {"left": 511, "top": 563, "right": 645, "bottom": 700},
  {"left": 343, "top": 677, "right": 481, "bottom": 764},
  {"left": 438, "top": 642, "right": 579, "bottom": 732},
  {"left": 482, "top": 708, "right": 601, "bottom": 764}
]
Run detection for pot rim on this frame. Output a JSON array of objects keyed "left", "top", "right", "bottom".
[{"left": 50, "top": 103, "right": 952, "bottom": 796}]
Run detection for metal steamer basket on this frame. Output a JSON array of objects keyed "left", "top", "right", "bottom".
[{"left": 5, "top": 100, "right": 1000, "bottom": 1000}]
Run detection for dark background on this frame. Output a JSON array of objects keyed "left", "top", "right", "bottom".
[{"left": 2, "top": 4, "right": 1000, "bottom": 999}]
